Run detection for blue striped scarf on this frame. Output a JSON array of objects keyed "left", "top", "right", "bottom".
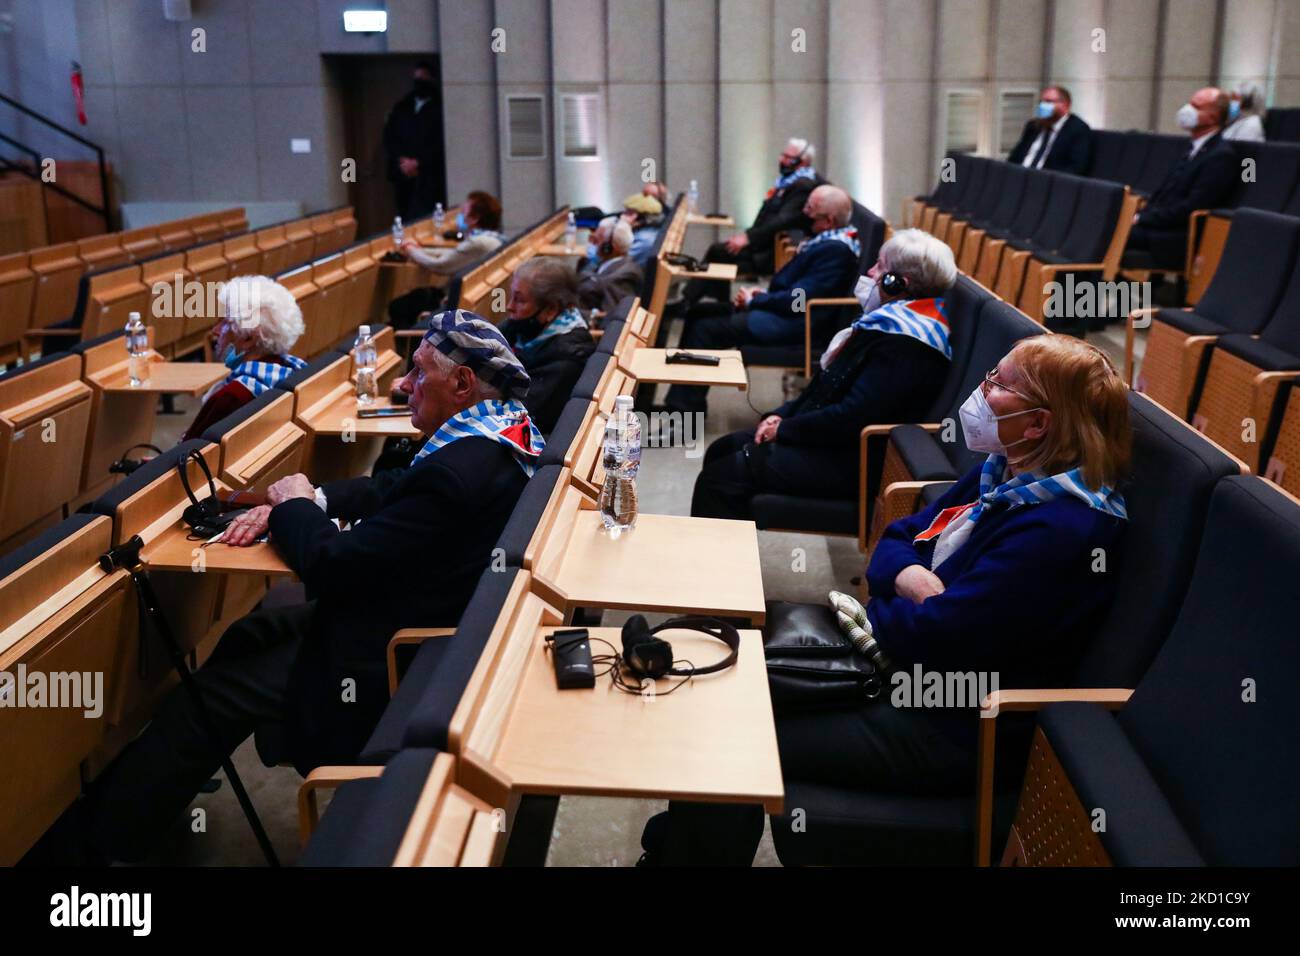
[
  {"left": 227, "top": 355, "right": 306, "bottom": 396},
  {"left": 853, "top": 297, "right": 952, "bottom": 359},
  {"left": 469, "top": 228, "right": 505, "bottom": 243},
  {"left": 969, "top": 454, "right": 1128, "bottom": 524},
  {"left": 772, "top": 165, "right": 817, "bottom": 192},
  {"left": 411, "top": 399, "right": 545, "bottom": 476},
  {"left": 799, "top": 226, "right": 861, "bottom": 257},
  {"left": 512, "top": 306, "right": 588, "bottom": 358}
]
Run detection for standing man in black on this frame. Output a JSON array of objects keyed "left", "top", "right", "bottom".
[
  {"left": 1006, "top": 85, "right": 1092, "bottom": 174},
  {"left": 1123, "top": 87, "right": 1237, "bottom": 272},
  {"left": 679, "top": 137, "right": 826, "bottom": 308},
  {"left": 383, "top": 61, "right": 446, "bottom": 221}
]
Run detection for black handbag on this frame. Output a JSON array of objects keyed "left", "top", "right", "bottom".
[
  {"left": 178, "top": 448, "right": 249, "bottom": 539},
  {"left": 763, "top": 601, "right": 884, "bottom": 713}
]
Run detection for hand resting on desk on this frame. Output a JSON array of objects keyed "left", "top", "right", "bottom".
[{"left": 222, "top": 505, "right": 273, "bottom": 547}]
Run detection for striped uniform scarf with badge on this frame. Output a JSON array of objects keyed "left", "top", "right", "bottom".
[
  {"left": 410, "top": 398, "right": 544, "bottom": 476},
  {"left": 797, "top": 225, "right": 861, "bottom": 258},
  {"left": 226, "top": 355, "right": 307, "bottom": 396}
]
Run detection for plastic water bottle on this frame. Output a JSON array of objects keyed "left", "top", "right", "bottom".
[
  {"left": 392, "top": 215, "right": 404, "bottom": 248},
  {"left": 433, "top": 202, "right": 445, "bottom": 232},
  {"left": 598, "top": 396, "right": 641, "bottom": 537},
  {"left": 125, "top": 311, "right": 149, "bottom": 387},
  {"left": 354, "top": 325, "right": 377, "bottom": 405},
  {"left": 565, "top": 211, "right": 577, "bottom": 250},
  {"left": 688, "top": 179, "right": 700, "bottom": 214}
]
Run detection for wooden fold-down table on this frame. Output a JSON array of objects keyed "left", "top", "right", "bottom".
[
  {"left": 299, "top": 391, "right": 422, "bottom": 438},
  {"left": 98, "top": 360, "right": 228, "bottom": 396},
  {"left": 526, "top": 479, "right": 766, "bottom": 623},
  {"left": 618, "top": 342, "right": 748, "bottom": 389},
  {"left": 142, "top": 524, "right": 295, "bottom": 578},
  {"left": 538, "top": 243, "right": 585, "bottom": 257},
  {"left": 686, "top": 213, "right": 736, "bottom": 228},
  {"left": 493, "top": 625, "right": 783, "bottom": 811}
]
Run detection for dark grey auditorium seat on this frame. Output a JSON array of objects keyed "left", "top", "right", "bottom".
[
  {"left": 767, "top": 389, "right": 1243, "bottom": 865},
  {"left": 1086, "top": 129, "right": 1128, "bottom": 183},
  {"left": 80, "top": 439, "right": 214, "bottom": 520},
  {"left": 1004, "top": 171, "right": 1083, "bottom": 257},
  {"left": 1035, "top": 475, "right": 1300, "bottom": 866},
  {"left": 278, "top": 349, "right": 349, "bottom": 392},
  {"left": 571, "top": 351, "right": 612, "bottom": 401},
  {"left": 984, "top": 167, "right": 1051, "bottom": 243},
  {"left": 538, "top": 397, "right": 593, "bottom": 463}
]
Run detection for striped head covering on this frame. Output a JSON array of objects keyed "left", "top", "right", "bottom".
[
  {"left": 510, "top": 305, "right": 588, "bottom": 358},
  {"left": 769, "top": 165, "right": 817, "bottom": 196},
  {"left": 852, "top": 297, "right": 952, "bottom": 359},
  {"left": 798, "top": 225, "right": 860, "bottom": 257},
  {"left": 226, "top": 355, "right": 306, "bottom": 397},
  {"left": 410, "top": 398, "right": 545, "bottom": 476},
  {"left": 421, "top": 309, "right": 531, "bottom": 400}
]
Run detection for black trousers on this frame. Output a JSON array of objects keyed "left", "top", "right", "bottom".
[
  {"left": 681, "top": 240, "right": 766, "bottom": 305},
  {"left": 643, "top": 701, "right": 974, "bottom": 865},
  {"left": 664, "top": 312, "right": 753, "bottom": 413},
  {"left": 87, "top": 602, "right": 313, "bottom": 862},
  {"left": 387, "top": 285, "right": 445, "bottom": 330},
  {"left": 689, "top": 428, "right": 860, "bottom": 520},
  {"left": 1124, "top": 223, "right": 1188, "bottom": 271}
]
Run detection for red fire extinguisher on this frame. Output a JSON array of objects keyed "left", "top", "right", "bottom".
[{"left": 70, "top": 61, "right": 87, "bottom": 125}]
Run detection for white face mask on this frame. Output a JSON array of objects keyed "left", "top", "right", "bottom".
[
  {"left": 855, "top": 275, "right": 881, "bottom": 313},
  {"left": 958, "top": 386, "right": 1043, "bottom": 456},
  {"left": 1176, "top": 103, "right": 1200, "bottom": 130}
]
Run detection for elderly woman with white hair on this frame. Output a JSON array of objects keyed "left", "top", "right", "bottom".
[
  {"left": 690, "top": 228, "right": 959, "bottom": 521},
  {"left": 1222, "top": 80, "right": 1266, "bottom": 142},
  {"left": 183, "top": 275, "right": 306, "bottom": 440}
]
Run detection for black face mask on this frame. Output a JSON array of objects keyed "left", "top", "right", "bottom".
[
  {"left": 504, "top": 313, "right": 544, "bottom": 344},
  {"left": 779, "top": 158, "right": 801, "bottom": 177},
  {"left": 413, "top": 79, "right": 436, "bottom": 98}
]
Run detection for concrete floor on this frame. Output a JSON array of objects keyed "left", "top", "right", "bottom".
[{"left": 130, "top": 309, "right": 1142, "bottom": 867}]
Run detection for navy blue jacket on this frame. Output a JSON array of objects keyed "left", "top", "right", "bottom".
[
  {"left": 1005, "top": 113, "right": 1092, "bottom": 175},
  {"left": 866, "top": 463, "right": 1127, "bottom": 742},
  {"left": 747, "top": 237, "right": 859, "bottom": 319}
]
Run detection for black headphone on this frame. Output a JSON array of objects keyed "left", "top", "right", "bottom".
[
  {"left": 620, "top": 613, "right": 739, "bottom": 681},
  {"left": 880, "top": 271, "right": 908, "bottom": 297},
  {"left": 110, "top": 443, "right": 162, "bottom": 475},
  {"left": 599, "top": 236, "right": 614, "bottom": 257}
]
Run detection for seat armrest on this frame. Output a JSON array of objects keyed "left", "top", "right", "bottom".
[
  {"left": 974, "top": 687, "right": 1133, "bottom": 865},
  {"left": 387, "top": 627, "right": 456, "bottom": 696},
  {"left": 803, "top": 297, "right": 859, "bottom": 377},
  {"left": 298, "top": 765, "right": 384, "bottom": 845},
  {"left": 858, "top": 422, "right": 942, "bottom": 552}
]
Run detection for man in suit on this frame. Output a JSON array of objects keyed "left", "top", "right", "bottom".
[
  {"left": 1124, "top": 87, "right": 1238, "bottom": 271},
  {"left": 679, "top": 137, "right": 826, "bottom": 308},
  {"left": 86, "top": 312, "right": 540, "bottom": 862},
  {"left": 383, "top": 61, "right": 446, "bottom": 221},
  {"left": 664, "top": 185, "right": 862, "bottom": 416},
  {"left": 1006, "top": 85, "right": 1092, "bottom": 174},
  {"left": 578, "top": 216, "right": 644, "bottom": 316}
]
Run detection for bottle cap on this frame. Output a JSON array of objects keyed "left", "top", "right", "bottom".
[
  {"left": 614, "top": 395, "right": 634, "bottom": 410},
  {"left": 358, "top": 325, "right": 370, "bottom": 337},
  {"left": 128, "top": 311, "right": 140, "bottom": 321}
]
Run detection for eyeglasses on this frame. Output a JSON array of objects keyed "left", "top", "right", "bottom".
[{"left": 982, "top": 367, "right": 1037, "bottom": 404}]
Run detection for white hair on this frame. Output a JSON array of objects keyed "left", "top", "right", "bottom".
[
  {"left": 881, "top": 228, "right": 958, "bottom": 297},
  {"left": 1235, "top": 80, "right": 1265, "bottom": 114},
  {"left": 425, "top": 343, "right": 502, "bottom": 401},
  {"left": 218, "top": 275, "right": 304, "bottom": 356},
  {"left": 786, "top": 137, "right": 816, "bottom": 164},
  {"left": 598, "top": 216, "right": 634, "bottom": 254}
]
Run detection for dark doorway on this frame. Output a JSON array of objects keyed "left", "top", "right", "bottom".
[{"left": 327, "top": 54, "right": 447, "bottom": 238}]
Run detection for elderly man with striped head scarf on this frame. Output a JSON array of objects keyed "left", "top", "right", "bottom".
[{"left": 84, "top": 311, "right": 541, "bottom": 863}]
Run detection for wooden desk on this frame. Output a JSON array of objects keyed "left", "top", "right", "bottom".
[
  {"left": 686, "top": 214, "right": 736, "bottom": 228},
  {"left": 98, "top": 361, "right": 228, "bottom": 396},
  {"left": 664, "top": 261, "right": 737, "bottom": 282},
  {"left": 529, "top": 483, "right": 766, "bottom": 622},
  {"left": 537, "top": 243, "right": 584, "bottom": 257},
  {"left": 141, "top": 521, "right": 295, "bottom": 578},
  {"left": 621, "top": 347, "right": 747, "bottom": 389},
  {"left": 299, "top": 386, "right": 422, "bottom": 438},
  {"left": 488, "top": 624, "right": 782, "bottom": 811}
]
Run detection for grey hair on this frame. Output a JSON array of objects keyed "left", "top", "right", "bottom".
[
  {"left": 1236, "top": 80, "right": 1265, "bottom": 114},
  {"left": 425, "top": 345, "right": 502, "bottom": 401},
  {"left": 787, "top": 137, "right": 816, "bottom": 164},
  {"left": 218, "top": 275, "right": 304, "bottom": 355},
  {"left": 598, "top": 215, "right": 634, "bottom": 254},
  {"left": 881, "top": 228, "right": 958, "bottom": 297},
  {"left": 514, "top": 256, "right": 579, "bottom": 311}
]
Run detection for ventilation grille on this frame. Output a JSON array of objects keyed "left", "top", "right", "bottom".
[
  {"left": 561, "top": 93, "right": 600, "bottom": 159},
  {"left": 506, "top": 95, "right": 545, "bottom": 160},
  {"left": 944, "top": 90, "right": 983, "bottom": 155},
  {"left": 998, "top": 91, "right": 1038, "bottom": 156}
]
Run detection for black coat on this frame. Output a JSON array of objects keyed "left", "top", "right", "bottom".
[
  {"left": 515, "top": 328, "right": 596, "bottom": 433},
  {"left": 1138, "top": 133, "right": 1238, "bottom": 231},
  {"left": 745, "top": 172, "right": 826, "bottom": 269},
  {"left": 382, "top": 91, "right": 445, "bottom": 212},
  {"left": 1006, "top": 113, "right": 1093, "bottom": 174},
  {"left": 268, "top": 437, "right": 528, "bottom": 771},
  {"left": 774, "top": 328, "right": 950, "bottom": 456}
]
